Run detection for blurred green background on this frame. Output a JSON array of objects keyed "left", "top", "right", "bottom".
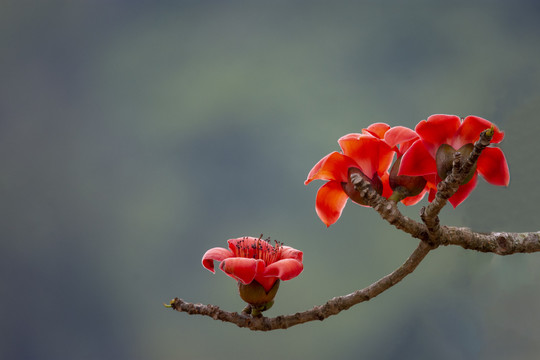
[{"left": 2, "top": 1, "right": 540, "bottom": 359}]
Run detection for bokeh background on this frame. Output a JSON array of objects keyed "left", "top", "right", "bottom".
[{"left": 2, "top": 1, "right": 540, "bottom": 359}]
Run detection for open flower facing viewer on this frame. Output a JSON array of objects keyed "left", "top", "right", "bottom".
[{"left": 202, "top": 236, "right": 304, "bottom": 316}]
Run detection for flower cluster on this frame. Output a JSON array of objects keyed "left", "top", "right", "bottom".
[
  {"left": 305, "top": 114, "right": 510, "bottom": 226},
  {"left": 199, "top": 114, "right": 509, "bottom": 315}
]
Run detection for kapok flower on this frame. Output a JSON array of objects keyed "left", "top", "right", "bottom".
[
  {"left": 305, "top": 123, "right": 394, "bottom": 227},
  {"left": 202, "top": 236, "right": 303, "bottom": 313},
  {"left": 398, "top": 114, "right": 509, "bottom": 207}
]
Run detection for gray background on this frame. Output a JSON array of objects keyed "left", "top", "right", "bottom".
[{"left": 2, "top": 1, "right": 540, "bottom": 359}]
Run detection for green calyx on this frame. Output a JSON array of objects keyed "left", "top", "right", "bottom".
[
  {"left": 436, "top": 143, "right": 477, "bottom": 185},
  {"left": 238, "top": 280, "right": 280, "bottom": 316}
]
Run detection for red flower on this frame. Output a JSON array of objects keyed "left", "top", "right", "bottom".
[
  {"left": 305, "top": 123, "right": 394, "bottom": 227},
  {"left": 399, "top": 114, "right": 509, "bottom": 207},
  {"left": 202, "top": 236, "right": 303, "bottom": 305}
]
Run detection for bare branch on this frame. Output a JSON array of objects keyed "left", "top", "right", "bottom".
[
  {"left": 350, "top": 168, "right": 540, "bottom": 255},
  {"left": 167, "top": 241, "right": 433, "bottom": 331},
  {"left": 350, "top": 172, "right": 427, "bottom": 241},
  {"left": 349, "top": 173, "right": 429, "bottom": 242},
  {"left": 440, "top": 228, "right": 540, "bottom": 255}
]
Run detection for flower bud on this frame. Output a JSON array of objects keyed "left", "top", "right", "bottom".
[{"left": 436, "top": 143, "right": 476, "bottom": 185}]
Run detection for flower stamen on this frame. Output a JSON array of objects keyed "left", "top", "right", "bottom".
[{"left": 230, "top": 235, "right": 284, "bottom": 265}]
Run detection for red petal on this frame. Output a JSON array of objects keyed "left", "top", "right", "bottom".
[
  {"left": 253, "top": 276, "right": 278, "bottom": 293},
  {"left": 338, "top": 133, "right": 368, "bottom": 153},
  {"left": 263, "top": 259, "right": 304, "bottom": 281},
  {"left": 455, "top": 116, "right": 505, "bottom": 148},
  {"left": 477, "top": 147, "right": 510, "bottom": 186},
  {"left": 338, "top": 133, "right": 362, "bottom": 142},
  {"left": 220, "top": 258, "right": 265, "bottom": 285},
  {"left": 448, "top": 173, "right": 478, "bottom": 207},
  {"left": 363, "top": 122, "right": 391, "bottom": 139},
  {"left": 315, "top": 181, "right": 349, "bottom": 227},
  {"left": 428, "top": 187, "right": 437, "bottom": 202},
  {"left": 398, "top": 140, "right": 437, "bottom": 177},
  {"left": 384, "top": 126, "right": 418, "bottom": 152},
  {"left": 201, "top": 247, "right": 233, "bottom": 273},
  {"left": 305, "top": 152, "right": 356, "bottom": 185},
  {"left": 377, "top": 142, "right": 395, "bottom": 175},
  {"left": 380, "top": 172, "right": 392, "bottom": 199},
  {"left": 280, "top": 246, "right": 303, "bottom": 262},
  {"left": 338, "top": 135, "right": 384, "bottom": 178},
  {"left": 415, "top": 114, "right": 461, "bottom": 150}
]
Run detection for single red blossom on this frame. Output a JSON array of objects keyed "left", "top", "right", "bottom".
[
  {"left": 398, "top": 114, "right": 509, "bottom": 207},
  {"left": 305, "top": 123, "right": 394, "bottom": 227},
  {"left": 202, "top": 236, "right": 303, "bottom": 295}
]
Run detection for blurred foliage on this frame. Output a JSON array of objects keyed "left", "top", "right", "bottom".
[{"left": 2, "top": 1, "right": 540, "bottom": 359}]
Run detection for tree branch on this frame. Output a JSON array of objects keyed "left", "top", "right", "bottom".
[
  {"left": 167, "top": 241, "right": 433, "bottom": 331},
  {"left": 168, "top": 128, "right": 539, "bottom": 329},
  {"left": 350, "top": 172, "right": 427, "bottom": 240},
  {"left": 349, "top": 154, "right": 540, "bottom": 255},
  {"left": 440, "top": 228, "right": 540, "bottom": 255}
]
